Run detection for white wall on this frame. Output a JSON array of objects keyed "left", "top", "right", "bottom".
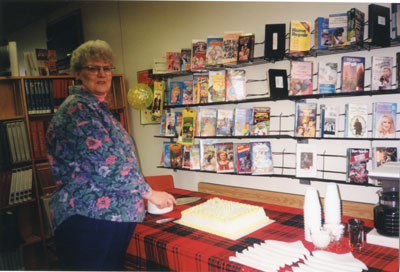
[{"left": 9, "top": 1, "right": 399, "bottom": 204}]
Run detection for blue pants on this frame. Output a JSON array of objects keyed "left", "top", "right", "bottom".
[{"left": 55, "top": 215, "right": 136, "bottom": 271}]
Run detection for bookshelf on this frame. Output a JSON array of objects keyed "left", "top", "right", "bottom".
[{"left": 0, "top": 74, "right": 129, "bottom": 270}]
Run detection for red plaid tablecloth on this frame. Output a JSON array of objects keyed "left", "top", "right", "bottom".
[{"left": 124, "top": 188, "right": 399, "bottom": 272}]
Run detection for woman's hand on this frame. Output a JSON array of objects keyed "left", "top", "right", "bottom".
[{"left": 144, "top": 190, "right": 176, "bottom": 209}]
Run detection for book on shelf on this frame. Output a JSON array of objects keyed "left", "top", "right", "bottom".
[
  {"left": 191, "top": 39, "right": 207, "bottom": 70},
  {"left": 0, "top": 123, "right": 11, "bottom": 164},
  {"left": 372, "top": 102, "right": 397, "bottom": 138},
  {"left": 264, "top": 23, "right": 286, "bottom": 60},
  {"left": 8, "top": 169, "right": 17, "bottom": 205},
  {"left": 215, "top": 142, "right": 235, "bottom": 173},
  {"left": 30, "top": 120, "right": 41, "bottom": 159},
  {"left": 182, "top": 146, "right": 191, "bottom": 169},
  {"left": 268, "top": 69, "right": 288, "bottom": 99},
  {"left": 208, "top": 70, "right": 226, "bottom": 102},
  {"left": 252, "top": 106, "right": 270, "bottom": 136},
  {"left": 190, "top": 144, "right": 200, "bottom": 170},
  {"left": 23, "top": 51, "right": 39, "bottom": 76},
  {"left": 235, "top": 143, "right": 252, "bottom": 174},
  {"left": 169, "top": 81, "right": 183, "bottom": 105},
  {"left": 198, "top": 107, "right": 217, "bottom": 137},
  {"left": 371, "top": 56, "right": 393, "bottom": 90},
  {"left": 151, "top": 80, "right": 165, "bottom": 117},
  {"left": 393, "top": 4, "right": 400, "bottom": 39},
  {"left": 314, "top": 17, "right": 329, "bottom": 50},
  {"left": 295, "top": 102, "right": 317, "bottom": 137},
  {"left": 166, "top": 52, "right": 181, "bottom": 72},
  {"left": 371, "top": 146, "right": 398, "bottom": 185},
  {"left": 341, "top": 56, "right": 365, "bottom": 92},
  {"left": 320, "top": 104, "right": 339, "bottom": 138},
  {"left": 175, "top": 112, "right": 183, "bottom": 137},
  {"left": 182, "top": 80, "right": 193, "bottom": 105},
  {"left": 233, "top": 108, "right": 253, "bottom": 136},
  {"left": 344, "top": 103, "right": 368, "bottom": 138},
  {"left": 159, "top": 114, "right": 166, "bottom": 136},
  {"left": 200, "top": 140, "right": 217, "bottom": 171},
  {"left": 162, "top": 142, "right": 171, "bottom": 167},
  {"left": 177, "top": 109, "right": 196, "bottom": 146},
  {"left": 181, "top": 48, "right": 191, "bottom": 71},
  {"left": 368, "top": 4, "right": 390, "bottom": 47},
  {"left": 165, "top": 112, "right": 176, "bottom": 137},
  {"left": 17, "top": 121, "right": 30, "bottom": 161},
  {"left": 289, "top": 21, "right": 310, "bottom": 56},
  {"left": 216, "top": 109, "right": 234, "bottom": 136},
  {"left": 5, "top": 122, "right": 19, "bottom": 163},
  {"left": 198, "top": 73, "right": 209, "bottom": 104},
  {"left": 192, "top": 73, "right": 201, "bottom": 104},
  {"left": 251, "top": 141, "right": 273, "bottom": 175},
  {"left": 296, "top": 143, "right": 318, "bottom": 178},
  {"left": 347, "top": 148, "right": 369, "bottom": 184},
  {"left": 289, "top": 61, "right": 313, "bottom": 96},
  {"left": 36, "top": 49, "right": 50, "bottom": 76},
  {"left": 347, "top": 8, "right": 365, "bottom": 46},
  {"left": 225, "top": 68, "right": 246, "bottom": 101},
  {"left": 206, "top": 36, "right": 224, "bottom": 66},
  {"left": 318, "top": 62, "right": 338, "bottom": 94},
  {"left": 237, "top": 33, "right": 255, "bottom": 63},
  {"left": 222, "top": 31, "right": 243, "bottom": 64},
  {"left": 36, "top": 119, "right": 48, "bottom": 158},
  {"left": 170, "top": 144, "right": 183, "bottom": 168},
  {"left": 328, "top": 13, "right": 347, "bottom": 48},
  {"left": 0, "top": 41, "right": 19, "bottom": 76}
]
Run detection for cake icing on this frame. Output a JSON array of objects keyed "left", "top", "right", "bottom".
[{"left": 176, "top": 197, "right": 271, "bottom": 240}]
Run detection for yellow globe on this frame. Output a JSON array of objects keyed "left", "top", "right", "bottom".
[{"left": 127, "top": 83, "right": 154, "bottom": 110}]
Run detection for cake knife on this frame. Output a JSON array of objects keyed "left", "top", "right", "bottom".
[{"left": 175, "top": 197, "right": 201, "bottom": 205}]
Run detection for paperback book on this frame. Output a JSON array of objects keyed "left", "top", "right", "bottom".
[
  {"left": 182, "top": 145, "right": 192, "bottom": 169},
  {"left": 318, "top": 62, "right": 338, "bottom": 94},
  {"left": 166, "top": 52, "right": 181, "bottom": 72},
  {"left": 222, "top": 31, "right": 243, "bottom": 64},
  {"left": 295, "top": 102, "right": 317, "bottom": 137},
  {"left": 251, "top": 141, "right": 274, "bottom": 175},
  {"left": 233, "top": 108, "right": 253, "bottom": 136},
  {"left": 314, "top": 17, "right": 329, "bottom": 50},
  {"left": 235, "top": 143, "right": 252, "bottom": 174},
  {"left": 216, "top": 109, "right": 234, "bottom": 136},
  {"left": 289, "top": 21, "right": 310, "bottom": 56},
  {"left": 344, "top": 103, "right": 368, "bottom": 138},
  {"left": 347, "top": 148, "right": 369, "bottom": 184},
  {"left": 252, "top": 107, "right": 271, "bottom": 136},
  {"left": 290, "top": 61, "right": 313, "bottom": 96},
  {"left": 296, "top": 143, "right": 318, "bottom": 178},
  {"left": 372, "top": 102, "right": 397, "bottom": 138},
  {"left": 328, "top": 13, "right": 347, "bottom": 48},
  {"left": 200, "top": 140, "right": 217, "bottom": 171},
  {"left": 182, "top": 80, "right": 193, "bottom": 105},
  {"left": 320, "top": 104, "right": 339, "bottom": 138},
  {"left": 225, "top": 68, "right": 246, "bottom": 101},
  {"left": 347, "top": 8, "right": 365, "bottom": 46},
  {"left": 170, "top": 144, "right": 183, "bottom": 168},
  {"left": 198, "top": 107, "right": 217, "bottom": 137},
  {"left": 208, "top": 70, "right": 226, "bottom": 102},
  {"left": 181, "top": 48, "right": 191, "bottom": 71},
  {"left": 190, "top": 144, "right": 200, "bottom": 170},
  {"left": 198, "top": 73, "right": 209, "bottom": 104},
  {"left": 206, "top": 36, "right": 224, "bottom": 66},
  {"left": 169, "top": 81, "right": 183, "bottom": 105},
  {"left": 371, "top": 56, "right": 393, "bottom": 90},
  {"left": 215, "top": 142, "right": 235, "bottom": 173},
  {"left": 191, "top": 39, "right": 207, "bottom": 70},
  {"left": 237, "top": 33, "right": 255, "bottom": 63},
  {"left": 341, "top": 56, "right": 365, "bottom": 92}
]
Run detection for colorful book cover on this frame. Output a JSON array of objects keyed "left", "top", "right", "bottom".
[
  {"left": 216, "top": 109, "right": 234, "bottom": 136},
  {"left": 182, "top": 80, "right": 193, "bottom": 105},
  {"left": 235, "top": 143, "right": 252, "bottom": 174},
  {"left": 190, "top": 144, "right": 200, "bottom": 170},
  {"left": 206, "top": 36, "right": 224, "bottom": 66},
  {"left": 371, "top": 56, "right": 393, "bottom": 90},
  {"left": 344, "top": 103, "right": 368, "bottom": 138},
  {"left": 320, "top": 104, "right": 339, "bottom": 138},
  {"left": 237, "top": 33, "right": 255, "bottom": 63},
  {"left": 296, "top": 143, "right": 318, "bottom": 178},
  {"left": 200, "top": 140, "right": 217, "bottom": 171},
  {"left": 371, "top": 146, "right": 398, "bottom": 185},
  {"left": 251, "top": 141, "right": 274, "bottom": 175},
  {"left": 166, "top": 52, "right": 181, "bottom": 72},
  {"left": 191, "top": 39, "right": 207, "bottom": 70},
  {"left": 372, "top": 102, "right": 397, "bottom": 138},
  {"left": 175, "top": 111, "right": 183, "bottom": 137},
  {"left": 295, "top": 102, "right": 317, "bottom": 137},
  {"left": 318, "top": 62, "right": 338, "bottom": 94},
  {"left": 181, "top": 48, "right": 192, "bottom": 71},
  {"left": 198, "top": 74, "right": 209, "bottom": 104},
  {"left": 233, "top": 108, "right": 253, "bottom": 136},
  {"left": 177, "top": 109, "right": 196, "bottom": 146},
  {"left": 289, "top": 21, "right": 310, "bottom": 56},
  {"left": 169, "top": 81, "right": 183, "bottom": 105},
  {"left": 165, "top": 112, "right": 176, "bottom": 136},
  {"left": 222, "top": 31, "right": 243, "bottom": 64},
  {"left": 182, "top": 145, "right": 192, "bottom": 169},
  {"left": 151, "top": 80, "right": 165, "bottom": 117},
  {"left": 328, "top": 13, "right": 348, "bottom": 48},
  {"left": 208, "top": 70, "right": 226, "bottom": 102},
  {"left": 225, "top": 68, "right": 246, "bottom": 101},
  {"left": 193, "top": 73, "right": 201, "bottom": 104},
  {"left": 314, "top": 17, "right": 329, "bottom": 50},
  {"left": 347, "top": 148, "right": 369, "bottom": 184},
  {"left": 252, "top": 107, "right": 270, "bottom": 136},
  {"left": 170, "top": 143, "right": 183, "bottom": 168},
  {"left": 198, "top": 107, "right": 217, "bottom": 137},
  {"left": 290, "top": 61, "right": 313, "bottom": 96},
  {"left": 160, "top": 113, "right": 166, "bottom": 136},
  {"left": 215, "top": 142, "right": 235, "bottom": 173},
  {"left": 347, "top": 8, "right": 365, "bottom": 46},
  {"left": 341, "top": 56, "right": 365, "bottom": 92},
  {"left": 163, "top": 142, "right": 172, "bottom": 167}
]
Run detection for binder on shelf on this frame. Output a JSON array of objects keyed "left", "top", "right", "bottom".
[
  {"left": 268, "top": 69, "right": 288, "bottom": 99},
  {"left": 368, "top": 4, "right": 390, "bottom": 47},
  {"left": 264, "top": 24, "right": 286, "bottom": 60}
]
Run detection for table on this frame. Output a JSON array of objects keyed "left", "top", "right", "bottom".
[{"left": 124, "top": 188, "right": 399, "bottom": 272}]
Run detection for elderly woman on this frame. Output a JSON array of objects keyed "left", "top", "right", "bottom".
[{"left": 45, "top": 40, "right": 175, "bottom": 270}]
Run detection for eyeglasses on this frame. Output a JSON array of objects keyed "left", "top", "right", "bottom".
[{"left": 81, "top": 66, "right": 115, "bottom": 75}]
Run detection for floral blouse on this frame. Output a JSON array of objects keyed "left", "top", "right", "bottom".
[{"left": 46, "top": 85, "right": 150, "bottom": 230}]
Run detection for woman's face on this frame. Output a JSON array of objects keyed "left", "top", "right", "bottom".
[
  {"left": 76, "top": 60, "right": 113, "bottom": 95},
  {"left": 381, "top": 117, "right": 393, "bottom": 131}
]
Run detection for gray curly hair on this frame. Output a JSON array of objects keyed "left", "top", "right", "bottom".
[{"left": 70, "top": 40, "right": 114, "bottom": 74}]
